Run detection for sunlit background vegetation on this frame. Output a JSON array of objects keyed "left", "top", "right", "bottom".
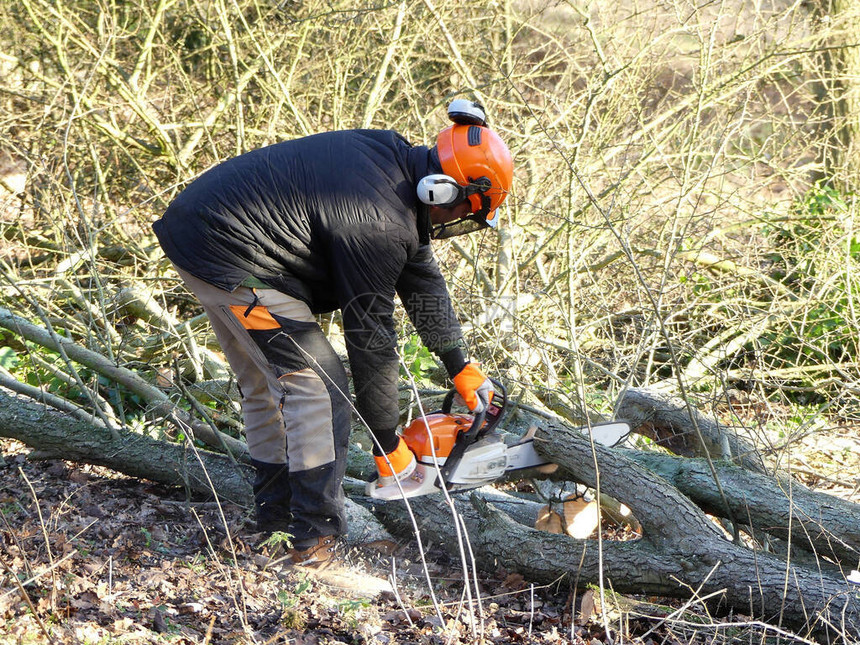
[{"left": 2, "top": 0, "right": 859, "bottom": 489}]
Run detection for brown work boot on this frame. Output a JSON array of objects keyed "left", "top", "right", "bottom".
[
  {"left": 281, "top": 536, "right": 394, "bottom": 597},
  {"left": 287, "top": 535, "right": 339, "bottom": 569}
]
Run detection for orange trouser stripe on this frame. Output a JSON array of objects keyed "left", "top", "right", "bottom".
[{"left": 229, "top": 304, "right": 281, "bottom": 330}]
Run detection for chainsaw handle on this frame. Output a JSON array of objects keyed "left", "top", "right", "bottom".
[
  {"left": 441, "top": 388, "right": 457, "bottom": 415},
  {"left": 438, "top": 379, "right": 506, "bottom": 485},
  {"left": 439, "top": 407, "right": 485, "bottom": 483},
  {"left": 441, "top": 377, "right": 506, "bottom": 418},
  {"left": 440, "top": 388, "right": 487, "bottom": 434}
]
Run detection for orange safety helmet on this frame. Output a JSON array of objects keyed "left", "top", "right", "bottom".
[{"left": 436, "top": 122, "right": 513, "bottom": 229}]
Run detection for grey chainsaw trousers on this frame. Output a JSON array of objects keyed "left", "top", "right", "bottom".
[{"left": 175, "top": 267, "right": 350, "bottom": 542}]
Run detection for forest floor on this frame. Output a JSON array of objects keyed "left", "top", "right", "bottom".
[
  {"left": 0, "top": 424, "right": 857, "bottom": 645},
  {"left": 0, "top": 439, "right": 626, "bottom": 645}
]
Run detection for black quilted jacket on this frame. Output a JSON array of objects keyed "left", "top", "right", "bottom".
[{"left": 153, "top": 130, "right": 465, "bottom": 434}]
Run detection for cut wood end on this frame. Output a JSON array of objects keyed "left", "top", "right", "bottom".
[
  {"left": 535, "top": 506, "right": 565, "bottom": 534},
  {"left": 562, "top": 497, "right": 599, "bottom": 539}
]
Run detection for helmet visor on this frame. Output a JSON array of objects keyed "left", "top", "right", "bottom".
[{"left": 431, "top": 213, "right": 492, "bottom": 240}]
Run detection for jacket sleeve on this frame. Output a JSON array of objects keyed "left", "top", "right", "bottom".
[
  {"left": 328, "top": 224, "right": 408, "bottom": 448},
  {"left": 396, "top": 245, "right": 467, "bottom": 376}
]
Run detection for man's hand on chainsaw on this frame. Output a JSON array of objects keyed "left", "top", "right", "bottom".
[{"left": 452, "top": 363, "right": 494, "bottom": 414}]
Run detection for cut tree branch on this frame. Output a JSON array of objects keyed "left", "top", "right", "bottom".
[
  {"left": 0, "top": 306, "right": 247, "bottom": 459},
  {"left": 616, "top": 387, "right": 766, "bottom": 472},
  {"left": 0, "top": 387, "right": 251, "bottom": 503}
]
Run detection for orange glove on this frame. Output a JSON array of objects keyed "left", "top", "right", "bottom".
[
  {"left": 452, "top": 363, "right": 494, "bottom": 413},
  {"left": 373, "top": 437, "right": 415, "bottom": 479}
]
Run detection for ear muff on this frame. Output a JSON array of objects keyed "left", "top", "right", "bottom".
[
  {"left": 417, "top": 174, "right": 492, "bottom": 209},
  {"left": 417, "top": 174, "right": 463, "bottom": 207},
  {"left": 446, "top": 99, "right": 487, "bottom": 126}
]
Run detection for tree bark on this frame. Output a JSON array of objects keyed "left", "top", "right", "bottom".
[
  {"left": 530, "top": 422, "right": 859, "bottom": 640},
  {"left": 366, "top": 423, "right": 859, "bottom": 641},
  {"left": 0, "top": 387, "right": 253, "bottom": 503},
  {"left": 615, "top": 387, "right": 766, "bottom": 472},
  {"left": 4, "top": 385, "right": 860, "bottom": 640},
  {"left": 623, "top": 450, "right": 860, "bottom": 566}
]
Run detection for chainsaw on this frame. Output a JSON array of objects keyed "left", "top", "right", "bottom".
[{"left": 366, "top": 380, "right": 631, "bottom": 500}]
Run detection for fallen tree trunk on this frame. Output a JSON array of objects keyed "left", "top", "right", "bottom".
[
  {"left": 6, "top": 379, "right": 859, "bottom": 563},
  {"left": 495, "top": 401, "right": 860, "bottom": 567},
  {"left": 0, "top": 387, "right": 392, "bottom": 545},
  {"left": 615, "top": 386, "right": 766, "bottom": 472},
  {"left": 3, "top": 386, "right": 860, "bottom": 640},
  {"left": 623, "top": 450, "right": 860, "bottom": 566},
  {"left": 531, "top": 422, "right": 859, "bottom": 641},
  {"left": 367, "top": 424, "right": 860, "bottom": 642},
  {"left": 0, "top": 387, "right": 252, "bottom": 503}
]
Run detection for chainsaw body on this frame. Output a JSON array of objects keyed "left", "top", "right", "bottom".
[{"left": 366, "top": 381, "right": 632, "bottom": 500}]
